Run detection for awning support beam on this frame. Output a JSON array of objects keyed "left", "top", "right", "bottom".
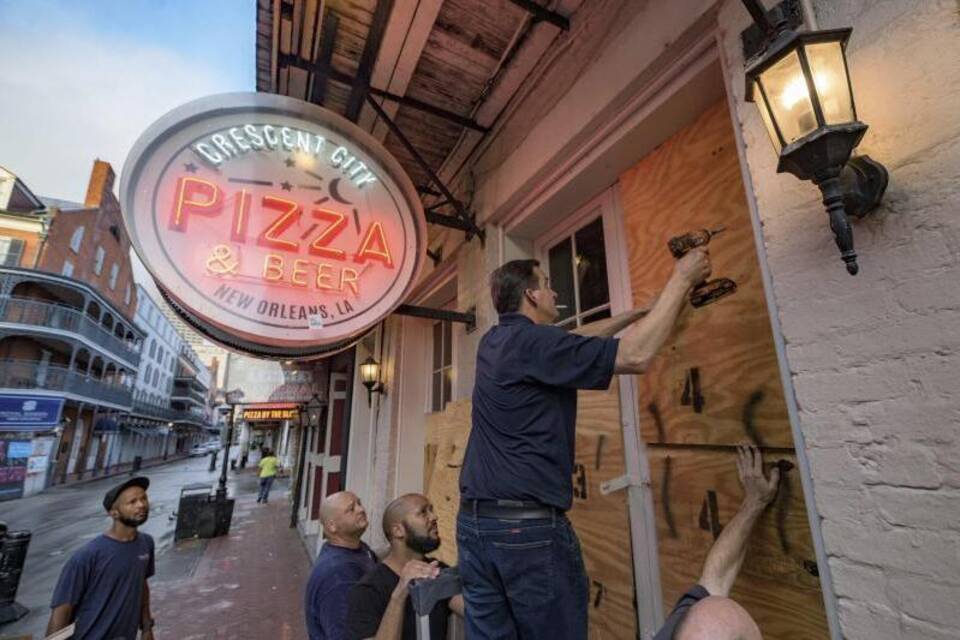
[
  {"left": 365, "top": 95, "right": 485, "bottom": 243},
  {"left": 394, "top": 304, "right": 476, "bottom": 332},
  {"left": 508, "top": 0, "right": 570, "bottom": 30}
]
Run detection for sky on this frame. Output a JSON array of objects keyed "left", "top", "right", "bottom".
[{"left": 0, "top": 0, "right": 256, "bottom": 295}]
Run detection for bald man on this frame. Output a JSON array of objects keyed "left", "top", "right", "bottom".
[
  {"left": 654, "top": 444, "right": 779, "bottom": 640},
  {"left": 346, "top": 494, "right": 464, "bottom": 640},
  {"left": 304, "top": 492, "right": 377, "bottom": 640}
]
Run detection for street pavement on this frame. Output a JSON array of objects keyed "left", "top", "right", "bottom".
[{"left": 0, "top": 455, "right": 311, "bottom": 640}]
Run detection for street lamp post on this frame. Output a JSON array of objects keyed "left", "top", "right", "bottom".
[{"left": 217, "top": 389, "right": 244, "bottom": 501}]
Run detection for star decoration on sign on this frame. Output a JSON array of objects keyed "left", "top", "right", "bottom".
[
  {"left": 284, "top": 157, "right": 296, "bottom": 168},
  {"left": 280, "top": 181, "right": 293, "bottom": 191},
  {"left": 184, "top": 162, "right": 198, "bottom": 173}
]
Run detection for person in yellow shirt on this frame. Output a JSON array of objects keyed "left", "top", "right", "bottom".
[{"left": 257, "top": 448, "right": 280, "bottom": 503}]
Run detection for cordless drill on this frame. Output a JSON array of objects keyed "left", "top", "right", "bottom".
[{"left": 667, "top": 227, "right": 737, "bottom": 308}]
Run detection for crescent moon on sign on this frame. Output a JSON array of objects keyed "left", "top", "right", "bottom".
[{"left": 328, "top": 178, "right": 353, "bottom": 205}]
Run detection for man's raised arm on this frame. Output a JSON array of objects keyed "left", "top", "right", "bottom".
[{"left": 614, "top": 248, "right": 710, "bottom": 374}]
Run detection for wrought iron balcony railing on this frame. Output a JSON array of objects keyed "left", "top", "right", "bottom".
[
  {"left": 0, "top": 296, "right": 141, "bottom": 366},
  {"left": 0, "top": 359, "right": 133, "bottom": 408}
]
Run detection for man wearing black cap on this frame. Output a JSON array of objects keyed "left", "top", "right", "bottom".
[{"left": 47, "top": 476, "right": 156, "bottom": 640}]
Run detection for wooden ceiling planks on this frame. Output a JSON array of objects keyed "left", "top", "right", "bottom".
[
  {"left": 378, "top": 0, "right": 525, "bottom": 191},
  {"left": 260, "top": 0, "right": 532, "bottom": 194}
]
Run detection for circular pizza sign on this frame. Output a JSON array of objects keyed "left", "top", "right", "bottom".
[{"left": 120, "top": 93, "right": 426, "bottom": 359}]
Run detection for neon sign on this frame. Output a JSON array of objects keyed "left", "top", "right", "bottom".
[{"left": 120, "top": 93, "right": 426, "bottom": 358}]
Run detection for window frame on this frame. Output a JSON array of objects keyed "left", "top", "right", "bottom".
[
  {"left": 61, "top": 260, "right": 74, "bottom": 277},
  {"left": 0, "top": 236, "right": 26, "bottom": 267},
  {"left": 534, "top": 198, "right": 618, "bottom": 331},
  {"left": 108, "top": 263, "right": 119, "bottom": 290},
  {"left": 427, "top": 297, "right": 457, "bottom": 414},
  {"left": 70, "top": 226, "right": 85, "bottom": 253},
  {"left": 94, "top": 246, "right": 105, "bottom": 275}
]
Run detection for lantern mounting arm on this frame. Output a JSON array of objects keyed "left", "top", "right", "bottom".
[
  {"left": 740, "top": 0, "right": 805, "bottom": 60},
  {"left": 393, "top": 304, "right": 477, "bottom": 333},
  {"left": 364, "top": 95, "right": 485, "bottom": 245}
]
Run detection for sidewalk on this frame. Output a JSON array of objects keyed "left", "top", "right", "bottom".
[{"left": 149, "top": 471, "right": 312, "bottom": 640}]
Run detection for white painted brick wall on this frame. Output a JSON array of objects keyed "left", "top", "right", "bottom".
[{"left": 718, "top": 0, "right": 960, "bottom": 637}]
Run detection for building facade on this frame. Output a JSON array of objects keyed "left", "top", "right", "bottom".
[
  {"left": 0, "top": 161, "right": 145, "bottom": 498},
  {"left": 258, "top": 1, "right": 959, "bottom": 638}
]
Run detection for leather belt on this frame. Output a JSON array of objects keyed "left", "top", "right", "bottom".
[{"left": 460, "top": 499, "right": 559, "bottom": 520}]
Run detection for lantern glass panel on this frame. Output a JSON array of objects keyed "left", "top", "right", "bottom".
[
  {"left": 360, "top": 360, "right": 378, "bottom": 385},
  {"left": 804, "top": 41, "right": 855, "bottom": 124},
  {"left": 759, "top": 49, "right": 818, "bottom": 145},
  {"left": 756, "top": 88, "right": 783, "bottom": 152}
]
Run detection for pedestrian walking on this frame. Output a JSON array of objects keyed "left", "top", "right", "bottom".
[
  {"left": 47, "top": 476, "right": 156, "bottom": 640},
  {"left": 257, "top": 447, "right": 279, "bottom": 503},
  {"left": 304, "top": 491, "right": 378, "bottom": 640},
  {"left": 457, "top": 251, "right": 710, "bottom": 638}
]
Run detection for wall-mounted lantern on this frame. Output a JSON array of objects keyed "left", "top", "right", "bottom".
[
  {"left": 742, "top": 1, "right": 888, "bottom": 275},
  {"left": 360, "top": 356, "right": 384, "bottom": 406}
]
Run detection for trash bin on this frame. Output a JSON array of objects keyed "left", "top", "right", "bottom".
[
  {"left": 174, "top": 483, "right": 213, "bottom": 541},
  {"left": 0, "top": 522, "right": 31, "bottom": 624},
  {"left": 131, "top": 455, "right": 143, "bottom": 475}
]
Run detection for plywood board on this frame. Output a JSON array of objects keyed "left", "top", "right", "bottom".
[
  {"left": 648, "top": 447, "right": 828, "bottom": 639},
  {"left": 424, "top": 399, "right": 472, "bottom": 567},
  {"left": 568, "top": 380, "right": 637, "bottom": 640},
  {"left": 619, "top": 100, "right": 790, "bottom": 448},
  {"left": 618, "top": 99, "right": 829, "bottom": 639}
]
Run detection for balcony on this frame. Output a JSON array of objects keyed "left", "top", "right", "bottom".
[
  {"left": 131, "top": 398, "right": 181, "bottom": 422},
  {"left": 171, "top": 385, "right": 207, "bottom": 406},
  {"left": 0, "top": 297, "right": 141, "bottom": 366},
  {"left": 0, "top": 359, "right": 133, "bottom": 409}
]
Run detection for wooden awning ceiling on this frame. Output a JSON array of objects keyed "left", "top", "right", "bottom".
[{"left": 256, "top": 0, "right": 575, "bottom": 231}]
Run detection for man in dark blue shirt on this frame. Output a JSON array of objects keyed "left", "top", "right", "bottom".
[
  {"left": 304, "top": 491, "right": 378, "bottom": 640},
  {"left": 48, "top": 476, "right": 156, "bottom": 640},
  {"left": 458, "top": 251, "right": 710, "bottom": 638}
]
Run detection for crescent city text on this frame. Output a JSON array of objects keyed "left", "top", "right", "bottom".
[{"left": 191, "top": 124, "right": 377, "bottom": 188}]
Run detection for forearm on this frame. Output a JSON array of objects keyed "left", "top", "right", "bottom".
[
  {"left": 614, "top": 278, "right": 690, "bottom": 373},
  {"left": 372, "top": 592, "right": 407, "bottom": 640},
  {"left": 141, "top": 582, "right": 152, "bottom": 628},
  {"left": 47, "top": 605, "right": 74, "bottom": 635},
  {"left": 698, "top": 501, "right": 765, "bottom": 597},
  {"left": 571, "top": 306, "right": 650, "bottom": 338}
]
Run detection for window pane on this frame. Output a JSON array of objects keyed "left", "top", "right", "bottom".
[
  {"left": 548, "top": 237, "right": 575, "bottom": 323},
  {"left": 442, "top": 321, "right": 452, "bottom": 367},
  {"left": 432, "top": 322, "right": 442, "bottom": 371},
  {"left": 582, "top": 307, "right": 612, "bottom": 325},
  {"left": 0, "top": 238, "right": 24, "bottom": 267},
  {"left": 574, "top": 218, "right": 610, "bottom": 312},
  {"left": 431, "top": 372, "right": 442, "bottom": 413},
  {"left": 442, "top": 367, "right": 452, "bottom": 410}
]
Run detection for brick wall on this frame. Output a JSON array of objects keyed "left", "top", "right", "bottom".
[
  {"left": 717, "top": 1, "right": 960, "bottom": 638},
  {"left": 39, "top": 160, "right": 138, "bottom": 320}
]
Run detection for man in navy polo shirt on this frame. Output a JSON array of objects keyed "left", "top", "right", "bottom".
[{"left": 458, "top": 250, "right": 710, "bottom": 638}]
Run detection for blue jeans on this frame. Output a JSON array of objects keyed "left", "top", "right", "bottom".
[
  {"left": 456, "top": 508, "right": 588, "bottom": 639},
  {"left": 258, "top": 476, "right": 275, "bottom": 501}
]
